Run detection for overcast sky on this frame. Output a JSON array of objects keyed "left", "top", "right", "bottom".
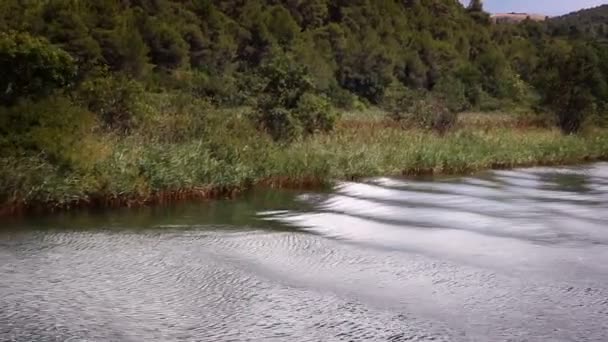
[{"left": 460, "top": 0, "right": 608, "bottom": 16}]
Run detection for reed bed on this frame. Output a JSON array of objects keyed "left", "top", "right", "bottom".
[{"left": 2, "top": 120, "right": 607, "bottom": 216}]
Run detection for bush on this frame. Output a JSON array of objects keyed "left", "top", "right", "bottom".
[
  {"left": 386, "top": 90, "right": 457, "bottom": 134},
  {"left": 0, "top": 31, "right": 76, "bottom": 104},
  {"left": 408, "top": 96, "right": 458, "bottom": 134},
  {"left": 295, "top": 93, "right": 338, "bottom": 135},
  {"left": 135, "top": 92, "right": 211, "bottom": 143},
  {"left": 251, "top": 107, "right": 303, "bottom": 141},
  {"left": 0, "top": 96, "right": 96, "bottom": 167},
  {"left": 187, "top": 72, "right": 246, "bottom": 106},
  {"left": 257, "top": 55, "right": 314, "bottom": 111},
  {"left": 327, "top": 83, "right": 357, "bottom": 110},
  {"left": 539, "top": 42, "right": 604, "bottom": 134},
  {"left": 251, "top": 93, "right": 338, "bottom": 142},
  {"left": 513, "top": 106, "right": 555, "bottom": 128},
  {"left": 381, "top": 83, "right": 420, "bottom": 122},
  {"left": 77, "top": 74, "right": 145, "bottom": 132},
  {"left": 433, "top": 76, "right": 470, "bottom": 113},
  {"left": 251, "top": 55, "right": 337, "bottom": 141}
]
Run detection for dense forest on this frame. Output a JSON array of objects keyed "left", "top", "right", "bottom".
[{"left": 1, "top": 0, "right": 608, "bottom": 213}]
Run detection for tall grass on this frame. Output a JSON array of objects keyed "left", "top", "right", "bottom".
[{"left": 2, "top": 114, "right": 608, "bottom": 215}]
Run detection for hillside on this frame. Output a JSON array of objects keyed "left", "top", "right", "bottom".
[{"left": 548, "top": 5, "right": 608, "bottom": 39}]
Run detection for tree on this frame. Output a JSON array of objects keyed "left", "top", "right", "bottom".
[
  {"left": 0, "top": 32, "right": 76, "bottom": 105},
  {"left": 467, "top": 0, "right": 483, "bottom": 12},
  {"left": 540, "top": 42, "right": 605, "bottom": 133},
  {"left": 467, "top": 0, "right": 490, "bottom": 25},
  {"left": 251, "top": 55, "right": 336, "bottom": 140},
  {"left": 39, "top": 1, "right": 102, "bottom": 70},
  {"left": 142, "top": 20, "right": 189, "bottom": 70}
]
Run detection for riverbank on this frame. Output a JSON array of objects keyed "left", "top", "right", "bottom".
[{"left": 2, "top": 114, "right": 608, "bottom": 217}]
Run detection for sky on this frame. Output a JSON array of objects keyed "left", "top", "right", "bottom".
[{"left": 460, "top": 0, "right": 608, "bottom": 16}]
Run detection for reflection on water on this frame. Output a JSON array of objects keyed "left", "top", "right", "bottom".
[{"left": 1, "top": 163, "right": 608, "bottom": 342}]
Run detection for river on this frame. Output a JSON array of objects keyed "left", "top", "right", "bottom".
[{"left": 1, "top": 163, "right": 608, "bottom": 341}]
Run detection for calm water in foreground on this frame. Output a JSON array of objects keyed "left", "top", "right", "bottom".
[{"left": 1, "top": 163, "right": 608, "bottom": 342}]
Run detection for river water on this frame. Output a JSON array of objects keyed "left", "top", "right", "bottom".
[{"left": 1, "top": 163, "right": 608, "bottom": 342}]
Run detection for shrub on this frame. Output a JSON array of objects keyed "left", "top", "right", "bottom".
[
  {"left": 295, "top": 93, "right": 338, "bottom": 135},
  {"left": 135, "top": 92, "right": 211, "bottom": 143},
  {"left": 251, "top": 55, "right": 337, "bottom": 141},
  {"left": 142, "top": 21, "right": 189, "bottom": 70},
  {"left": 385, "top": 90, "right": 457, "bottom": 134},
  {"left": 326, "top": 83, "right": 357, "bottom": 110},
  {"left": 0, "top": 31, "right": 76, "bottom": 104},
  {"left": 251, "top": 107, "right": 303, "bottom": 142},
  {"left": 188, "top": 72, "right": 246, "bottom": 106},
  {"left": 408, "top": 96, "right": 458, "bottom": 134},
  {"left": 539, "top": 42, "right": 604, "bottom": 134},
  {"left": 513, "top": 106, "right": 555, "bottom": 128},
  {"left": 433, "top": 76, "right": 469, "bottom": 113},
  {"left": 0, "top": 96, "right": 95, "bottom": 167},
  {"left": 381, "top": 83, "right": 420, "bottom": 122},
  {"left": 257, "top": 55, "right": 314, "bottom": 111},
  {"left": 77, "top": 74, "right": 145, "bottom": 132}
]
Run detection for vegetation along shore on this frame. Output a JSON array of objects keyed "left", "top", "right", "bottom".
[{"left": 1, "top": 1, "right": 607, "bottom": 216}]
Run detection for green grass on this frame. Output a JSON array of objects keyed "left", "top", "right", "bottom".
[{"left": 2, "top": 117, "right": 608, "bottom": 215}]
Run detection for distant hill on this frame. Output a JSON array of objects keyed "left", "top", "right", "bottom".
[
  {"left": 547, "top": 5, "right": 608, "bottom": 40},
  {"left": 491, "top": 13, "right": 548, "bottom": 23}
]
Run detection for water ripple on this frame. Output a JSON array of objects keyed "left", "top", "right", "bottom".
[{"left": 1, "top": 164, "right": 608, "bottom": 341}]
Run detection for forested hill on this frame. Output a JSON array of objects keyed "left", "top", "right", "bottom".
[
  {"left": 0, "top": 0, "right": 500, "bottom": 103},
  {"left": 0, "top": 0, "right": 607, "bottom": 140},
  {"left": 548, "top": 5, "right": 608, "bottom": 40}
]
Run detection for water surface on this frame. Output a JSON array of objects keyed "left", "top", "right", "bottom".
[{"left": 2, "top": 163, "right": 608, "bottom": 341}]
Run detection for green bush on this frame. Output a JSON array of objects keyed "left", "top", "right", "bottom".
[
  {"left": 539, "top": 43, "right": 604, "bottom": 134},
  {"left": 250, "top": 55, "right": 337, "bottom": 141},
  {"left": 295, "top": 93, "right": 339, "bottom": 135},
  {"left": 188, "top": 72, "right": 245, "bottom": 106},
  {"left": 433, "top": 76, "right": 470, "bottom": 113},
  {"left": 327, "top": 83, "right": 357, "bottom": 110},
  {"left": 77, "top": 74, "right": 145, "bottom": 132},
  {"left": 513, "top": 106, "right": 555, "bottom": 128},
  {"left": 409, "top": 96, "right": 458, "bottom": 134},
  {"left": 135, "top": 92, "right": 211, "bottom": 143},
  {"left": 0, "top": 96, "right": 95, "bottom": 167},
  {"left": 252, "top": 107, "right": 303, "bottom": 142},
  {"left": 381, "top": 83, "right": 420, "bottom": 122},
  {"left": 0, "top": 31, "right": 76, "bottom": 104},
  {"left": 257, "top": 55, "right": 314, "bottom": 111},
  {"left": 386, "top": 91, "right": 457, "bottom": 134}
]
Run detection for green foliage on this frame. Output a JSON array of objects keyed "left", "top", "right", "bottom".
[
  {"left": 257, "top": 55, "right": 314, "bottom": 111},
  {"left": 0, "top": 32, "right": 76, "bottom": 104},
  {"left": 538, "top": 42, "right": 606, "bottom": 134},
  {"left": 253, "top": 107, "right": 303, "bottom": 142},
  {"left": 381, "top": 82, "right": 419, "bottom": 121},
  {"left": 337, "top": 49, "right": 394, "bottom": 104},
  {"left": 433, "top": 76, "right": 469, "bottom": 113},
  {"left": 251, "top": 56, "right": 337, "bottom": 141},
  {"left": 406, "top": 95, "right": 458, "bottom": 134},
  {"left": 295, "top": 93, "right": 339, "bottom": 135},
  {"left": 142, "top": 20, "right": 189, "bottom": 70},
  {"left": 78, "top": 74, "right": 145, "bottom": 132},
  {"left": 0, "top": 96, "right": 94, "bottom": 167},
  {"left": 548, "top": 5, "right": 608, "bottom": 41},
  {"left": 384, "top": 84, "right": 458, "bottom": 134}
]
